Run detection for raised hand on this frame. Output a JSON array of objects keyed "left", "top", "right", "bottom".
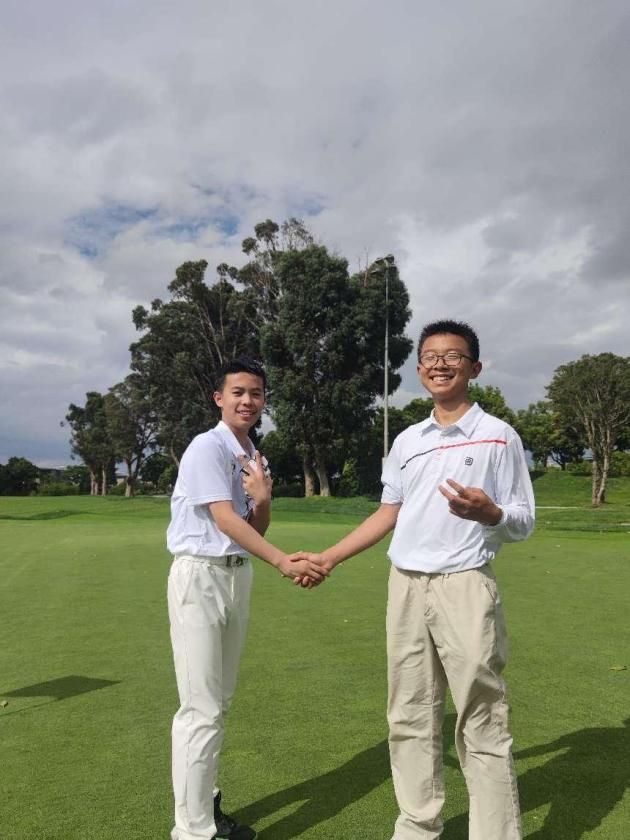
[
  {"left": 438, "top": 479, "right": 502, "bottom": 526},
  {"left": 239, "top": 451, "right": 273, "bottom": 506}
]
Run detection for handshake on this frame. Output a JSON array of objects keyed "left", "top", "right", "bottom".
[{"left": 274, "top": 551, "right": 335, "bottom": 588}]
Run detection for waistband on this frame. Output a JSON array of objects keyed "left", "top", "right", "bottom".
[{"left": 174, "top": 553, "right": 249, "bottom": 567}]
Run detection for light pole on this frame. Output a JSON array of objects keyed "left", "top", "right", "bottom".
[{"left": 368, "top": 254, "right": 395, "bottom": 463}]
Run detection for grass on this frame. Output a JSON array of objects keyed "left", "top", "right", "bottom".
[{"left": 1, "top": 480, "right": 629, "bottom": 839}]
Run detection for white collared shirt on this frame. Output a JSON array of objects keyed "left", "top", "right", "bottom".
[
  {"left": 166, "top": 420, "right": 256, "bottom": 557},
  {"left": 381, "top": 403, "right": 535, "bottom": 573}
]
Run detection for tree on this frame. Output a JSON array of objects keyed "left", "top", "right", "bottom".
[
  {"left": 140, "top": 452, "right": 172, "bottom": 485},
  {"left": 65, "top": 392, "right": 115, "bottom": 495},
  {"left": 104, "top": 374, "right": 158, "bottom": 497},
  {"left": 260, "top": 244, "right": 412, "bottom": 495},
  {"left": 348, "top": 406, "right": 409, "bottom": 496},
  {"left": 258, "top": 430, "right": 303, "bottom": 489},
  {"left": 468, "top": 384, "right": 516, "bottom": 425},
  {"left": 401, "top": 397, "right": 434, "bottom": 427},
  {"left": 0, "top": 457, "right": 39, "bottom": 495},
  {"left": 547, "top": 353, "right": 630, "bottom": 505},
  {"left": 516, "top": 401, "right": 584, "bottom": 470},
  {"left": 63, "top": 465, "right": 91, "bottom": 493},
  {"left": 130, "top": 260, "right": 261, "bottom": 464}
]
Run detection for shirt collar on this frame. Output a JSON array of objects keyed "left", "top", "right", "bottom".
[
  {"left": 215, "top": 420, "right": 255, "bottom": 457},
  {"left": 420, "top": 402, "right": 485, "bottom": 439}
]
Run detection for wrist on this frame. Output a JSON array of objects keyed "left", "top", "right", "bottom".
[
  {"left": 269, "top": 550, "right": 286, "bottom": 569},
  {"left": 321, "top": 549, "right": 341, "bottom": 569},
  {"left": 483, "top": 504, "right": 503, "bottom": 527}
]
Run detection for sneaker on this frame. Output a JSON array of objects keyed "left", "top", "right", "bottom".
[{"left": 213, "top": 791, "right": 257, "bottom": 840}]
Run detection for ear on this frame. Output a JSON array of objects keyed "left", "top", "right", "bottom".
[
  {"left": 213, "top": 390, "right": 223, "bottom": 408},
  {"left": 470, "top": 361, "right": 482, "bottom": 380}
]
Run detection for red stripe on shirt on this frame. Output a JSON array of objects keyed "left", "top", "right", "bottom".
[
  {"left": 400, "top": 439, "right": 507, "bottom": 470},
  {"left": 436, "top": 439, "right": 507, "bottom": 451}
]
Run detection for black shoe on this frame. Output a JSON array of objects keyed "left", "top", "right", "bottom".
[{"left": 213, "top": 791, "right": 257, "bottom": 840}]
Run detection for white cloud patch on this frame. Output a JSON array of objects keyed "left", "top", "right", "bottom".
[{"left": 1, "top": 0, "right": 629, "bottom": 464}]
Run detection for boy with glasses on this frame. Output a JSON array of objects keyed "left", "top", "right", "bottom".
[{"left": 296, "top": 320, "right": 534, "bottom": 840}]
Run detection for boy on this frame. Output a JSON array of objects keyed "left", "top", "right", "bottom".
[
  {"left": 166, "top": 356, "right": 326, "bottom": 840},
  {"left": 296, "top": 320, "right": 534, "bottom": 839}
]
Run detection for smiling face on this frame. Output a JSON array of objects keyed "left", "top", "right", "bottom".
[
  {"left": 417, "top": 332, "right": 482, "bottom": 406},
  {"left": 213, "top": 372, "right": 265, "bottom": 440}
]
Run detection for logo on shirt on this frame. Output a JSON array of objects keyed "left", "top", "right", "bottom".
[{"left": 465, "top": 456, "right": 473, "bottom": 466}]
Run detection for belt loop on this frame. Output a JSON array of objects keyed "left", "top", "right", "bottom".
[{"left": 226, "top": 556, "right": 233, "bottom": 568}]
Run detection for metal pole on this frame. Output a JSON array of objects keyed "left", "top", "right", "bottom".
[{"left": 384, "top": 263, "right": 389, "bottom": 461}]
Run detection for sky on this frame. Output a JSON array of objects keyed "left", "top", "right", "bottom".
[{"left": 1, "top": 0, "right": 628, "bottom": 466}]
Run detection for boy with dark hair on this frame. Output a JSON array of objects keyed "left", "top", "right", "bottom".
[
  {"left": 167, "top": 356, "right": 326, "bottom": 840},
  {"left": 296, "top": 323, "right": 534, "bottom": 840}
]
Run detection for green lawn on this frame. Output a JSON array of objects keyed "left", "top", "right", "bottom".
[{"left": 1, "top": 487, "right": 629, "bottom": 839}]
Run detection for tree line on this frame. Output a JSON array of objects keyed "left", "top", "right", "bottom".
[{"left": 58, "top": 218, "right": 629, "bottom": 507}]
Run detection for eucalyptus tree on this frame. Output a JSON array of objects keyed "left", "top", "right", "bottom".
[
  {"left": 65, "top": 392, "right": 115, "bottom": 495},
  {"left": 548, "top": 353, "right": 630, "bottom": 505}
]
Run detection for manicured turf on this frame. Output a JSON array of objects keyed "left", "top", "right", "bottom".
[{"left": 1, "top": 488, "right": 629, "bottom": 839}]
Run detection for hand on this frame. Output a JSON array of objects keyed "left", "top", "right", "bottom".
[
  {"left": 276, "top": 552, "right": 329, "bottom": 587},
  {"left": 290, "top": 551, "right": 335, "bottom": 588},
  {"left": 438, "top": 479, "right": 502, "bottom": 525},
  {"left": 239, "top": 451, "right": 273, "bottom": 506}
]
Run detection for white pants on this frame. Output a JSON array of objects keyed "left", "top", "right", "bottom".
[
  {"left": 168, "top": 555, "right": 253, "bottom": 840},
  {"left": 387, "top": 564, "right": 521, "bottom": 840}
]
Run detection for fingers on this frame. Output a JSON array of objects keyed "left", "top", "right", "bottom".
[
  {"left": 445, "top": 478, "right": 465, "bottom": 493},
  {"left": 255, "top": 450, "right": 263, "bottom": 468}
]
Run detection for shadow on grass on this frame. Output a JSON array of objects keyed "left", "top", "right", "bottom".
[
  {"left": 1, "top": 675, "right": 120, "bottom": 717},
  {"left": 442, "top": 718, "right": 630, "bottom": 839},
  {"left": 249, "top": 713, "right": 630, "bottom": 839},
  {"left": 238, "top": 740, "right": 391, "bottom": 838},
  {"left": 0, "top": 510, "right": 85, "bottom": 521}
]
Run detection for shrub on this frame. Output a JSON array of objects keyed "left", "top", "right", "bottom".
[
  {"left": 38, "top": 482, "right": 80, "bottom": 496},
  {"left": 567, "top": 460, "right": 592, "bottom": 476},
  {"left": 107, "top": 482, "right": 128, "bottom": 496}
]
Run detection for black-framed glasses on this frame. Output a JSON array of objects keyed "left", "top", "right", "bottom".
[{"left": 419, "top": 352, "right": 474, "bottom": 368}]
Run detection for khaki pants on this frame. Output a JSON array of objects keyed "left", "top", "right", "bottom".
[
  {"left": 387, "top": 564, "right": 521, "bottom": 840},
  {"left": 168, "top": 555, "right": 253, "bottom": 840}
]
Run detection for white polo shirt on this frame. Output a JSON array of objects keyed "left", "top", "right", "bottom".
[
  {"left": 166, "top": 420, "right": 257, "bottom": 557},
  {"left": 381, "top": 403, "right": 535, "bottom": 574}
]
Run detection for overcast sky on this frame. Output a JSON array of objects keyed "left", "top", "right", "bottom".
[{"left": 1, "top": 1, "right": 628, "bottom": 466}]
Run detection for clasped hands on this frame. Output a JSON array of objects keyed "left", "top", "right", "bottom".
[{"left": 276, "top": 551, "right": 333, "bottom": 589}]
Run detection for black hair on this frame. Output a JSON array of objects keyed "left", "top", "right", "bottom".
[
  {"left": 215, "top": 356, "right": 267, "bottom": 392},
  {"left": 417, "top": 319, "right": 480, "bottom": 362}
]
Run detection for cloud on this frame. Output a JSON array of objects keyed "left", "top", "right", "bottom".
[{"left": 1, "top": 0, "right": 629, "bottom": 464}]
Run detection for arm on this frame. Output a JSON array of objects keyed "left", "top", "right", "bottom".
[
  {"left": 438, "top": 431, "right": 535, "bottom": 542},
  {"left": 294, "top": 502, "right": 400, "bottom": 586},
  {"left": 484, "top": 432, "right": 535, "bottom": 542},
  {"left": 321, "top": 502, "right": 401, "bottom": 569},
  {"left": 209, "top": 500, "right": 327, "bottom": 582}
]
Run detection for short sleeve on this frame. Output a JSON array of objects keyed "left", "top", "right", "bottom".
[
  {"left": 180, "top": 434, "right": 233, "bottom": 505},
  {"left": 381, "top": 437, "right": 404, "bottom": 504}
]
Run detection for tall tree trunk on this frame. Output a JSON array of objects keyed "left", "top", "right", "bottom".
[
  {"left": 591, "top": 458, "right": 601, "bottom": 506},
  {"left": 90, "top": 470, "right": 97, "bottom": 496},
  {"left": 101, "top": 466, "right": 108, "bottom": 497},
  {"left": 125, "top": 459, "right": 134, "bottom": 497},
  {"left": 314, "top": 457, "right": 330, "bottom": 497},
  {"left": 303, "top": 457, "right": 316, "bottom": 497},
  {"left": 595, "top": 451, "right": 610, "bottom": 506},
  {"left": 169, "top": 443, "right": 181, "bottom": 468}
]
